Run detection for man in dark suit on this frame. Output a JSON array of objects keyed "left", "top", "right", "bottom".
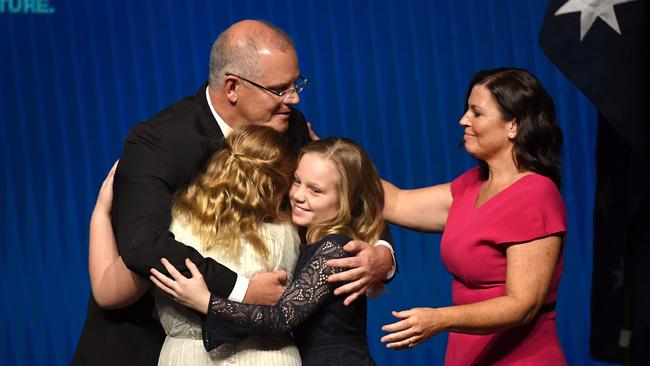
[{"left": 72, "top": 20, "right": 395, "bottom": 365}]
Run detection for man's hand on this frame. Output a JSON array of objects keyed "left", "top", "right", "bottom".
[
  {"left": 243, "top": 270, "right": 288, "bottom": 305},
  {"left": 326, "top": 240, "right": 394, "bottom": 305}
]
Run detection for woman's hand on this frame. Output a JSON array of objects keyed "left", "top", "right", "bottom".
[
  {"left": 380, "top": 307, "right": 447, "bottom": 349},
  {"left": 381, "top": 235, "right": 563, "bottom": 350},
  {"left": 150, "top": 258, "right": 211, "bottom": 314}
]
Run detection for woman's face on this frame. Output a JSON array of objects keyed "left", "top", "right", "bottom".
[
  {"left": 289, "top": 152, "right": 341, "bottom": 228},
  {"left": 459, "top": 84, "right": 516, "bottom": 161}
]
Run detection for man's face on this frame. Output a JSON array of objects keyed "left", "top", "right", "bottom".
[{"left": 235, "top": 49, "right": 301, "bottom": 133}]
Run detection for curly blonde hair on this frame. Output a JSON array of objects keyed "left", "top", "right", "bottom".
[
  {"left": 300, "top": 138, "right": 385, "bottom": 244},
  {"left": 172, "top": 125, "right": 296, "bottom": 263}
]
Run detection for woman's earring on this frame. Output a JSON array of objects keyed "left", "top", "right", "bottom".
[{"left": 508, "top": 132, "right": 515, "bottom": 139}]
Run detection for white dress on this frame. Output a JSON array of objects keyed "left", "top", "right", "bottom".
[{"left": 155, "top": 215, "right": 302, "bottom": 366}]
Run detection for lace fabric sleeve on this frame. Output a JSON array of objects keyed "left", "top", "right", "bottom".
[{"left": 202, "top": 236, "right": 349, "bottom": 351}]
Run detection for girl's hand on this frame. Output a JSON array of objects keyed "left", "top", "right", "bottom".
[{"left": 150, "top": 258, "right": 211, "bottom": 314}]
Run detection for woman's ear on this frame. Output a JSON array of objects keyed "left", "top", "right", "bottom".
[{"left": 507, "top": 119, "right": 518, "bottom": 139}]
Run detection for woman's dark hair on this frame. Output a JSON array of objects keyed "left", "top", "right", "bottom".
[{"left": 465, "top": 68, "right": 563, "bottom": 188}]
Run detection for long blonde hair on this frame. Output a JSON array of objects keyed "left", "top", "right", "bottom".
[
  {"left": 172, "top": 125, "right": 296, "bottom": 262},
  {"left": 300, "top": 138, "right": 385, "bottom": 244}
]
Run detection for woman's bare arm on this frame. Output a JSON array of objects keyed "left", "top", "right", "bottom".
[
  {"left": 382, "top": 180, "right": 453, "bottom": 232},
  {"left": 381, "top": 235, "right": 562, "bottom": 348},
  {"left": 89, "top": 162, "right": 150, "bottom": 309}
]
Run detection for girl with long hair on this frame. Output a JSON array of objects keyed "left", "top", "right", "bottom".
[
  {"left": 90, "top": 125, "right": 302, "bottom": 365},
  {"left": 151, "top": 137, "right": 385, "bottom": 366}
]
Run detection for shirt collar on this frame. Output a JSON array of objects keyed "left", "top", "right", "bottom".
[{"left": 206, "top": 85, "right": 233, "bottom": 137}]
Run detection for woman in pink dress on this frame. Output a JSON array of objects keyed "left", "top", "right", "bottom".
[{"left": 381, "top": 68, "right": 567, "bottom": 365}]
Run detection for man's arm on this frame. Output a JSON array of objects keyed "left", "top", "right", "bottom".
[
  {"left": 114, "top": 122, "right": 283, "bottom": 303},
  {"left": 147, "top": 235, "right": 353, "bottom": 351},
  {"left": 113, "top": 122, "right": 237, "bottom": 298}
]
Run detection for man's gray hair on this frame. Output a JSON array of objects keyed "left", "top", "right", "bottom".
[{"left": 209, "top": 21, "right": 295, "bottom": 88}]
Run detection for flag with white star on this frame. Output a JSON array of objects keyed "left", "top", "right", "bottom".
[
  {"left": 539, "top": 0, "right": 649, "bottom": 363},
  {"left": 539, "top": 0, "right": 648, "bottom": 154},
  {"left": 554, "top": 0, "right": 638, "bottom": 40}
]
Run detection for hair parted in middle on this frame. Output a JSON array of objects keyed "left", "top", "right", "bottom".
[
  {"left": 172, "top": 125, "right": 296, "bottom": 263},
  {"left": 299, "top": 138, "right": 385, "bottom": 245}
]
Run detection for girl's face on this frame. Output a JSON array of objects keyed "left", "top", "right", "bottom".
[{"left": 289, "top": 152, "right": 341, "bottom": 228}]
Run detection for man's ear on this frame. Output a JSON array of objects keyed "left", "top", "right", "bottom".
[{"left": 224, "top": 77, "right": 239, "bottom": 103}]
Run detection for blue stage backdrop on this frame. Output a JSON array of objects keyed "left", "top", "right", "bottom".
[{"left": 0, "top": 1, "right": 615, "bottom": 365}]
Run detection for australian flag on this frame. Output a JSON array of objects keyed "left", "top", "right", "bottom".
[{"left": 539, "top": 0, "right": 649, "bottom": 363}]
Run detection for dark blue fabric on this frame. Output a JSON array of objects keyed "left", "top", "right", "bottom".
[
  {"left": 0, "top": 1, "right": 611, "bottom": 365},
  {"left": 540, "top": 1, "right": 649, "bottom": 362}
]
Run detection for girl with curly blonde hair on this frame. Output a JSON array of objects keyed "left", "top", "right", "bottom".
[
  {"left": 153, "top": 137, "right": 385, "bottom": 365},
  {"left": 90, "top": 125, "right": 305, "bottom": 365}
]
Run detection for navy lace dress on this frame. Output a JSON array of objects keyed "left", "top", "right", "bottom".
[{"left": 202, "top": 233, "right": 375, "bottom": 366}]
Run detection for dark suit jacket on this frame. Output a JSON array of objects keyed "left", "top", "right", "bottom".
[{"left": 72, "top": 82, "right": 310, "bottom": 365}]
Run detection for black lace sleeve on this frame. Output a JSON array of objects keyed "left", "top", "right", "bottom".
[{"left": 202, "top": 235, "right": 349, "bottom": 351}]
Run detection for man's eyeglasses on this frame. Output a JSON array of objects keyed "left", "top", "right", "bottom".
[{"left": 225, "top": 72, "right": 308, "bottom": 101}]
